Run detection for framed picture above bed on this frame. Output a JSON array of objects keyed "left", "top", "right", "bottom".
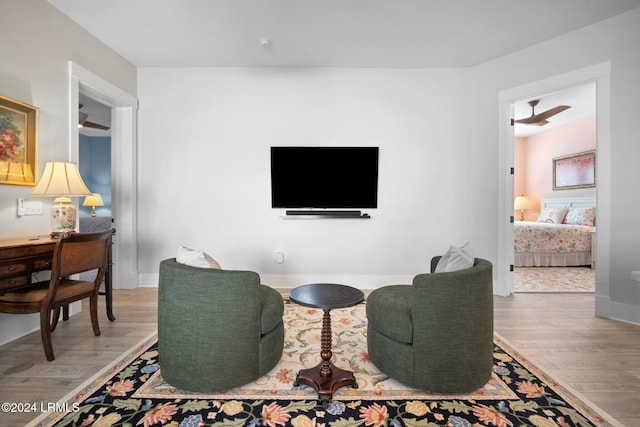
[{"left": 553, "top": 150, "right": 595, "bottom": 190}]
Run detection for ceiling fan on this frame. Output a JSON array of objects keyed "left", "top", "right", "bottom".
[
  {"left": 515, "top": 100, "right": 571, "bottom": 126},
  {"left": 78, "top": 104, "right": 110, "bottom": 130}
]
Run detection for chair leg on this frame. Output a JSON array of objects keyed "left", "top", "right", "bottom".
[
  {"left": 90, "top": 294, "right": 101, "bottom": 336},
  {"left": 50, "top": 307, "right": 60, "bottom": 331},
  {"left": 40, "top": 309, "right": 55, "bottom": 361}
]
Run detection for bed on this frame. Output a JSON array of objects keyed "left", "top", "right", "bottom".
[{"left": 514, "top": 195, "right": 596, "bottom": 267}]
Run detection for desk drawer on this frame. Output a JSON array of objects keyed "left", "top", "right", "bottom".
[
  {"left": 0, "top": 262, "right": 28, "bottom": 277},
  {"left": 0, "top": 243, "right": 54, "bottom": 260},
  {"left": 0, "top": 275, "right": 28, "bottom": 292},
  {"left": 33, "top": 258, "right": 52, "bottom": 271}
]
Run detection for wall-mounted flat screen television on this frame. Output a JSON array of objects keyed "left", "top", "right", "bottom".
[{"left": 271, "top": 146, "right": 379, "bottom": 209}]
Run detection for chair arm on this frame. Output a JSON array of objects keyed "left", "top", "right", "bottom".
[
  {"left": 158, "top": 259, "right": 262, "bottom": 343},
  {"left": 411, "top": 258, "right": 493, "bottom": 354},
  {"left": 259, "top": 285, "right": 284, "bottom": 335}
]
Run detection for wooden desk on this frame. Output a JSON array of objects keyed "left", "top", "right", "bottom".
[{"left": 0, "top": 233, "right": 115, "bottom": 321}]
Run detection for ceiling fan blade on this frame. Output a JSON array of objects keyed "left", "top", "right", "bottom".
[
  {"left": 515, "top": 116, "right": 541, "bottom": 125},
  {"left": 531, "top": 119, "right": 549, "bottom": 126},
  {"left": 534, "top": 105, "right": 571, "bottom": 121},
  {"left": 515, "top": 104, "right": 570, "bottom": 126},
  {"left": 79, "top": 111, "right": 89, "bottom": 123},
  {"left": 514, "top": 116, "right": 551, "bottom": 126},
  {"left": 81, "top": 120, "right": 110, "bottom": 130}
]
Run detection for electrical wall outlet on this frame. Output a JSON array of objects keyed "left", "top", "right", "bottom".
[{"left": 275, "top": 251, "right": 286, "bottom": 264}]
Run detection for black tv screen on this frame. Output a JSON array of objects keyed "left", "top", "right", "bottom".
[{"left": 271, "top": 146, "right": 379, "bottom": 209}]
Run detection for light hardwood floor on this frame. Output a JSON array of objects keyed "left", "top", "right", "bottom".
[{"left": 0, "top": 289, "right": 639, "bottom": 426}]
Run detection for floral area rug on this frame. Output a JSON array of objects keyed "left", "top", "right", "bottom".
[
  {"left": 32, "top": 302, "right": 618, "bottom": 426},
  {"left": 514, "top": 267, "right": 595, "bottom": 293}
]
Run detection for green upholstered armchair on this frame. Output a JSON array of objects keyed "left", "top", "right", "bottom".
[
  {"left": 366, "top": 257, "right": 493, "bottom": 393},
  {"left": 158, "top": 258, "right": 284, "bottom": 393}
]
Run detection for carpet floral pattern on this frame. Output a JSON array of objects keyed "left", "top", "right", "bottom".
[
  {"left": 514, "top": 267, "right": 595, "bottom": 293},
  {"left": 34, "top": 303, "right": 615, "bottom": 426}
]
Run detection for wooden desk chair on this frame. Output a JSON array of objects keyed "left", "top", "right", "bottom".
[{"left": 0, "top": 230, "right": 112, "bottom": 361}]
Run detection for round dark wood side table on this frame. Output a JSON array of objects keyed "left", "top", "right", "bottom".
[{"left": 289, "top": 283, "right": 365, "bottom": 405}]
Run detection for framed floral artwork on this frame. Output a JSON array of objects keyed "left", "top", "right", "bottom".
[
  {"left": 0, "top": 94, "right": 39, "bottom": 186},
  {"left": 553, "top": 150, "right": 595, "bottom": 190}
]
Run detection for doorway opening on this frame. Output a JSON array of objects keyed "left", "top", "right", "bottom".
[
  {"left": 512, "top": 83, "right": 596, "bottom": 293},
  {"left": 496, "top": 62, "right": 611, "bottom": 305},
  {"left": 78, "top": 94, "right": 112, "bottom": 218}
]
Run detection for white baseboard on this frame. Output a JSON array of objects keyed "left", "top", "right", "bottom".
[
  {"left": 595, "top": 294, "right": 640, "bottom": 326},
  {"left": 136, "top": 273, "right": 414, "bottom": 290},
  {"left": 135, "top": 273, "right": 503, "bottom": 297}
]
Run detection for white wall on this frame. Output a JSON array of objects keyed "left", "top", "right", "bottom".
[
  {"left": 137, "top": 67, "right": 476, "bottom": 289},
  {"left": 0, "top": 0, "right": 136, "bottom": 345},
  {"left": 470, "top": 7, "right": 640, "bottom": 321},
  {"left": 137, "top": 7, "right": 640, "bottom": 325},
  {"left": 0, "top": 1, "right": 136, "bottom": 240}
]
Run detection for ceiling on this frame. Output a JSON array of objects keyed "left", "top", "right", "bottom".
[
  {"left": 79, "top": 94, "right": 111, "bottom": 137},
  {"left": 59, "top": 1, "right": 616, "bottom": 137},
  {"left": 48, "top": 0, "right": 640, "bottom": 68}
]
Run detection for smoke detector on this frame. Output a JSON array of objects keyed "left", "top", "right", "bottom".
[{"left": 259, "top": 37, "right": 271, "bottom": 48}]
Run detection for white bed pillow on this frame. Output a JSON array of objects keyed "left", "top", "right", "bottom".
[
  {"left": 537, "top": 208, "right": 568, "bottom": 224},
  {"left": 435, "top": 242, "right": 474, "bottom": 273},
  {"left": 176, "top": 245, "right": 221, "bottom": 269},
  {"left": 563, "top": 207, "right": 595, "bottom": 226}
]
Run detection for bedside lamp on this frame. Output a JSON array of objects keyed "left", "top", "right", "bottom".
[
  {"left": 31, "top": 161, "right": 92, "bottom": 236},
  {"left": 514, "top": 195, "right": 532, "bottom": 221},
  {"left": 83, "top": 193, "right": 104, "bottom": 217}
]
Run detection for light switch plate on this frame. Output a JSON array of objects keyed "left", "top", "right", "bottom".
[{"left": 17, "top": 198, "right": 44, "bottom": 216}]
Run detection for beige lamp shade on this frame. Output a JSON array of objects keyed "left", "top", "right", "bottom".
[
  {"left": 514, "top": 195, "right": 532, "bottom": 221},
  {"left": 31, "top": 161, "right": 92, "bottom": 197},
  {"left": 83, "top": 193, "right": 104, "bottom": 207},
  {"left": 31, "top": 161, "right": 92, "bottom": 234},
  {"left": 83, "top": 193, "right": 105, "bottom": 217}
]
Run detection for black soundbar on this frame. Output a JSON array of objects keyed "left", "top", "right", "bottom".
[{"left": 286, "top": 210, "right": 363, "bottom": 217}]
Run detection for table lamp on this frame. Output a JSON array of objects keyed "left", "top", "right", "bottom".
[
  {"left": 83, "top": 193, "right": 104, "bottom": 217},
  {"left": 31, "top": 161, "right": 92, "bottom": 236},
  {"left": 514, "top": 195, "right": 532, "bottom": 221}
]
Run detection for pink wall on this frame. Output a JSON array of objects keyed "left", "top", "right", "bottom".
[{"left": 514, "top": 115, "right": 596, "bottom": 221}]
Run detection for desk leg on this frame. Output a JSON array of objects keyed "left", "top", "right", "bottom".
[
  {"left": 104, "top": 259, "right": 115, "bottom": 321},
  {"left": 100, "top": 234, "right": 115, "bottom": 321},
  {"left": 293, "top": 309, "right": 358, "bottom": 405}
]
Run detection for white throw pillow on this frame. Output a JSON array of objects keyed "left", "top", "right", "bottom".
[
  {"left": 537, "top": 208, "right": 568, "bottom": 224},
  {"left": 435, "top": 242, "right": 474, "bottom": 273},
  {"left": 176, "top": 245, "right": 221, "bottom": 269}
]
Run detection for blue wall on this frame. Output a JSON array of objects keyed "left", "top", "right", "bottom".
[{"left": 79, "top": 134, "right": 111, "bottom": 217}]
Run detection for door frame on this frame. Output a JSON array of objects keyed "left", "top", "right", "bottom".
[
  {"left": 496, "top": 63, "right": 611, "bottom": 314},
  {"left": 69, "top": 62, "right": 139, "bottom": 289}
]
